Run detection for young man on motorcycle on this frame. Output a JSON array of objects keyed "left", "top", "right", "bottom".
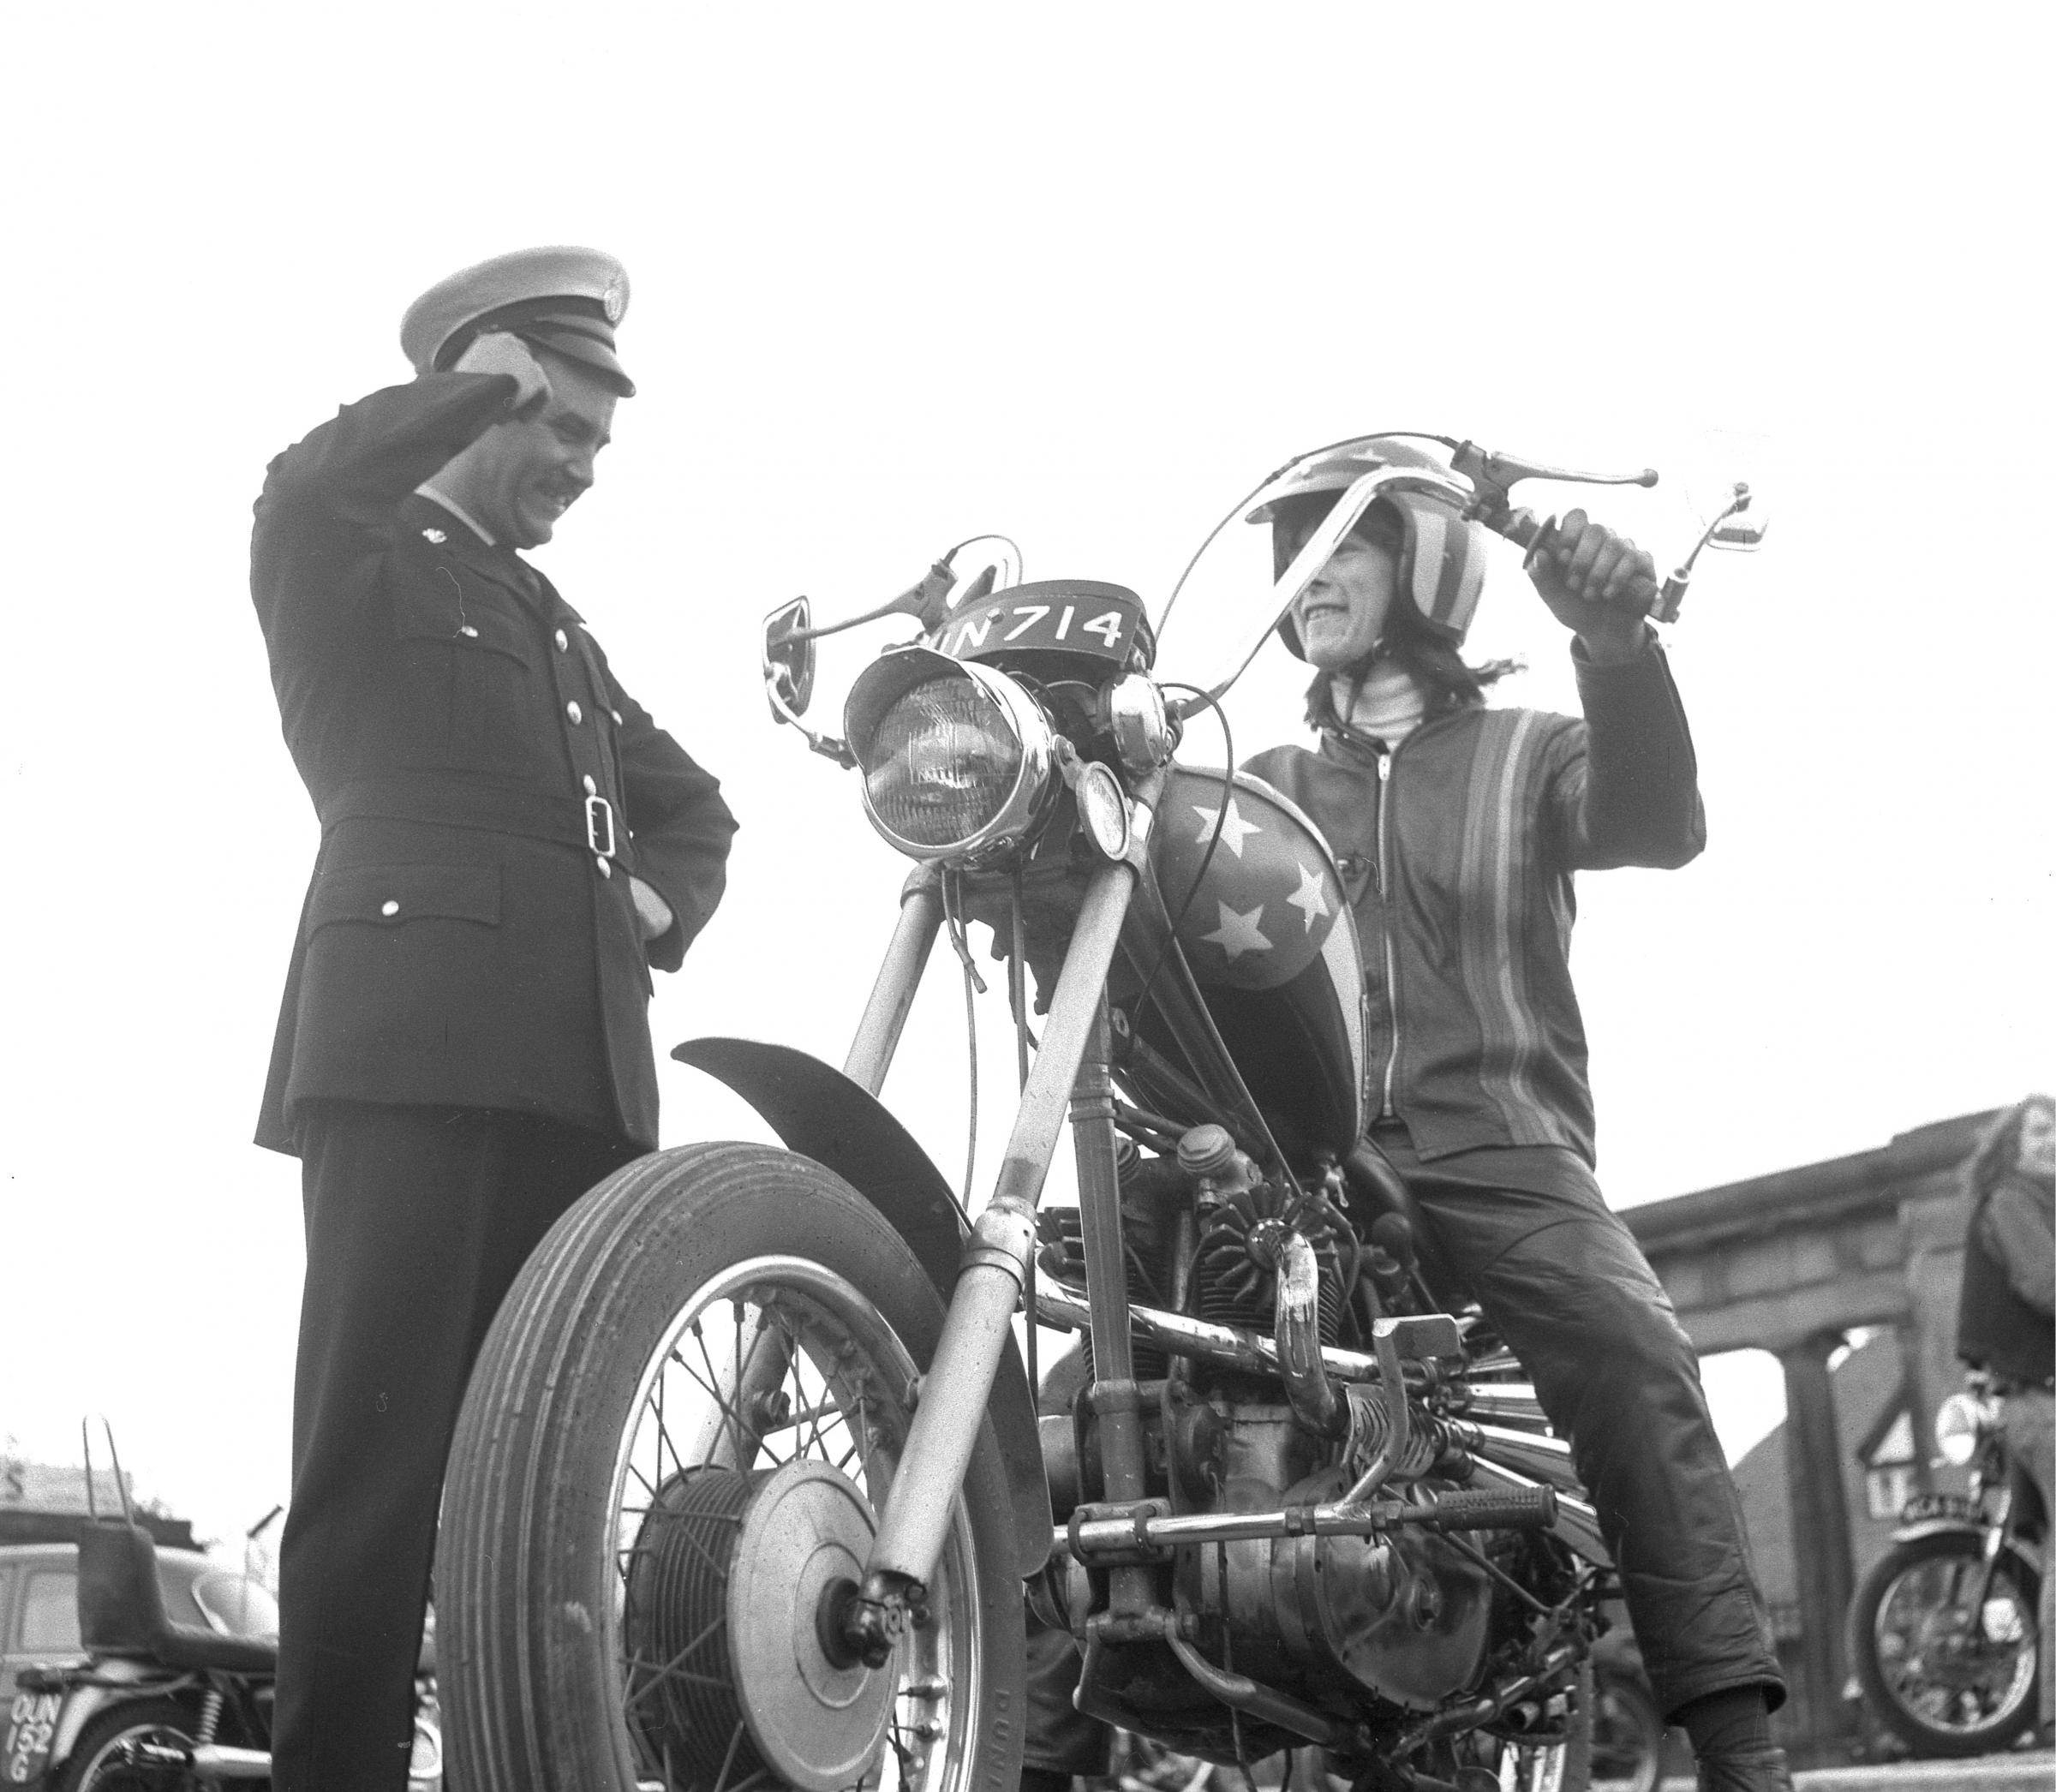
[
  {"left": 1233, "top": 439, "right": 1790, "bottom": 1792},
  {"left": 1955, "top": 1092, "right": 2056, "bottom": 1738}
]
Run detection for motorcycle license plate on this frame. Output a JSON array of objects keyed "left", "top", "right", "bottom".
[
  {"left": 933, "top": 582, "right": 1150, "bottom": 670},
  {"left": 4, "top": 1688, "right": 63, "bottom": 1785},
  {"left": 1900, "top": 1491, "right": 1978, "bottom": 1526}
]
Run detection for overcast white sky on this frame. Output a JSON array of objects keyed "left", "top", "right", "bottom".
[{"left": 1, "top": 4, "right": 2048, "bottom": 1550}]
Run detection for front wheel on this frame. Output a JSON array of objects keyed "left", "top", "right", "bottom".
[
  {"left": 1849, "top": 1530, "right": 2041, "bottom": 1757},
  {"left": 439, "top": 1143, "right": 1025, "bottom": 1792}
]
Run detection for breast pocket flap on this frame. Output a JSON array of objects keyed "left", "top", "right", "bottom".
[
  {"left": 308, "top": 863, "right": 503, "bottom": 934},
  {"left": 391, "top": 570, "right": 534, "bottom": 667}
]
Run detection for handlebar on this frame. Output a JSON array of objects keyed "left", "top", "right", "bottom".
[{"left": 1449, "top": 439, "right": 1668, "bottom": 615}]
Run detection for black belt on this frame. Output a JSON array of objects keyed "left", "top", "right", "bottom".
[{"left": 318, "top": 773, "right": 627, "bottom": 868}]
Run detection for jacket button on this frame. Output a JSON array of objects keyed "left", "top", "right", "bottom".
[
  {"left": 554, "top": 628, "right": 569, "bottom": 652},
  {"left": 583, "top": 774, "right": 597, "bottom": 795},
  {"left": 595, "top": 855, "right": 613, "bottom": 878},
  {"left": 611, "top": 708, "right": 624, "bottom": 726},
  {"left": 380, "top": 899, "right": 400, "bottom": 917},
  {"left": 566, "top": 701, "right": 583, "bottom": 725}
]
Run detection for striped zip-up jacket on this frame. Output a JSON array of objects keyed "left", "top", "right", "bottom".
[{"left": 1243, "top": 641, "right": 1703, "bottom": 1165}]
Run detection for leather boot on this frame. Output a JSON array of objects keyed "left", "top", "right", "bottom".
[{"left": 1694, "top": 1741, "right": 1794, "bottom": 1791}]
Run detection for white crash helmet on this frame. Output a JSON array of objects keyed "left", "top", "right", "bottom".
[{"left": 1246, "top": 435, "right": 1491, "bottom": 654}]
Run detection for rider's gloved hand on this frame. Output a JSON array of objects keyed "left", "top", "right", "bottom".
[{"left": 1525, "top": 507, "right": 1659, "bottom": 664}]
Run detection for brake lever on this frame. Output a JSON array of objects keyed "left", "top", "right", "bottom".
[
  {"left": 1449, "top": 440, "right": 1674, "bottom": 615},
  {"left": 1449, "top": 439, "right": 1659, "bottom": 547}
]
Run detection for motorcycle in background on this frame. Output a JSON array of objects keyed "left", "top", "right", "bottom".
[
  {"left": 9, "top": 1428, "right": 441, "bottom": 1790},
  {"left": 435, "top": 435, "right": 1764, "bottom": 1791},
  {"left": 1848, "top": 1371, "right": 2046, "bottom": 1758}
]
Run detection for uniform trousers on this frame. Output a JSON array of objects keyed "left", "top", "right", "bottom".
[
  {"left": 273, "top": 1101, "right": 639, "bottom": 1792},
  {"left": 1023, "top": 1127, "right": 1784, "bottom": 1771}
]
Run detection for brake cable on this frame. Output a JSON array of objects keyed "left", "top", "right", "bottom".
[
  {"left": 941, "top": 869, "right": 984, "bottom": 1209},
  {"left": 1127, "top": 682, "right": 1234, "bottom": 1041}
]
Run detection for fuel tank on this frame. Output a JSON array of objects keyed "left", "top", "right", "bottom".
[{"left": 1125, "top": 767, "right": 1366, "bottom": 1159}]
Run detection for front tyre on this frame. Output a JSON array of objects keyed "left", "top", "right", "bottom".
[
  {"left": 439, "top": 1143, "right": 1026, "bottom": 1792},
  {"left": 1849, "top": 1530, "right": 2040, "bottom": 1757}
]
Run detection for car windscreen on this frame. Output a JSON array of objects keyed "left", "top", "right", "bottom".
[{"left": 191, "top": 1569, "right": 279, "bottom": 1640}]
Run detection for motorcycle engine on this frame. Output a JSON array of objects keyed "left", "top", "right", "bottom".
[
  {"left": 1048, "top": 1137, "right": 1512, "bottom": 1718},
  {"left": 1166, "top": 1414, "right": 1497, "bottom": 1711}
]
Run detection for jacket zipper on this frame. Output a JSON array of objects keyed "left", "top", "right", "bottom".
[{"left": 1375, "top": 748, "right": 1401, "bottom": 1119}]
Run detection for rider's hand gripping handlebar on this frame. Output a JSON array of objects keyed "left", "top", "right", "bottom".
[{"left": 1449, "top": 439, "right": 1762, "bottom": 624}]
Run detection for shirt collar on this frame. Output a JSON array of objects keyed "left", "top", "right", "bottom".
[{"left": 415, "top": 482, "right": 497, "bottom": 547}]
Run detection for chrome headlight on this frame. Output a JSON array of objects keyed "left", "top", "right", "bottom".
[
  {"left": 1934, "top": 1390, "right": 1991, "bottom": 1466},
  {"left": 846, "top": 647, "right": 1055, "bottom": 860}
]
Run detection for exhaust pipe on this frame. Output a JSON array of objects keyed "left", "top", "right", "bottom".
[{"left": 1273, "top": 1232, "right": 1343, "bottom": 1437}]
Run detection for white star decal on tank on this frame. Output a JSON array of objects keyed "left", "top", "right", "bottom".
[
  {"left": 1190, "top": 798, "right": 1261, "bottom": 859},
  {"left": 1203, "top": 901, "right": 1272, "bottom": 959},
  {"left": 1285, "top": 860, "right": 1331, "bottom": 932}
]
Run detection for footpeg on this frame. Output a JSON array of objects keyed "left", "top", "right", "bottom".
[{"left": 1401, "top": 1485, "right": 1559, "bottom": 1532}]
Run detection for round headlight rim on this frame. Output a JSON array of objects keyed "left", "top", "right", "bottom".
[
  {"left": 846, "top": 653, "right": 1057, "bottom": 863},
  {"left": 1075, "top": 758, "right": 1133, "bottom": 860},
  {"left": 1933, "top": 1390, "right": 1990, "bottom": 1466}
]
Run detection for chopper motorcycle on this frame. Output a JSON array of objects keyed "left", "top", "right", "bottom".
[
  {"left": 1848, "top": 1371, "right": 2047, "bottom": 1758},
  {"left": 435, "top": 437, "right": 1763, "bottom": 1792}
]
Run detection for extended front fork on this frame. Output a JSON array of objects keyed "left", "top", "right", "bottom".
[{"left": 839, "top": 778, "right": 1163, "bottom": 1662}]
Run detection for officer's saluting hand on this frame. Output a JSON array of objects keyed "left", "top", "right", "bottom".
[
  {"left": 451, "top": 326, "right": 553, "bottom": 415},
  {"left": 249, "top": 246, "right": 735, "bottom": 1792}
]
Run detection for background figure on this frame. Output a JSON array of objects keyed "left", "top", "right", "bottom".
[
  {"left": 248, "top": 248, "right": 737, "bottom": 1791},
  {"left": 1955, "top": 1093, "right": 2056, "bottom": 1735}
]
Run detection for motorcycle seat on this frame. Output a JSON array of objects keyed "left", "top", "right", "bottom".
[{"left": 77, "top": 1518, "right": 280, "bottom": 1676}]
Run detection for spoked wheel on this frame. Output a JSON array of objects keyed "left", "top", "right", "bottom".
[
  {"left": 1587, "top": 1669, "right": 1662, "bottom": 1792},
  {"left": 440, "top": 1143, "right": 1025, "bottom": 1792},
  {"left": 1849, "top": 1530, "right": 2040, "bottom": 1757},
  {"left": 1468, "top": 1659, "right": 1593, "bottom": 1792},
  {"left": 52, "top": 1700, "right": 198, "bottom": 1792}
]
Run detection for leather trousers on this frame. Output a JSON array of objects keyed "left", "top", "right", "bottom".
[{"left": 1371, "top": 1127, "right": 1784, "bottom": 1718}]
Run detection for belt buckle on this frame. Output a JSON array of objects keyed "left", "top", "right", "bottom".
[{"left": 585, "top": 793, "right": 617, "bottom": 859}]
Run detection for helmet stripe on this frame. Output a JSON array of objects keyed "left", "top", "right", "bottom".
[{"left": 1409, "top": 506, "right": 1448, "bottom": 621}]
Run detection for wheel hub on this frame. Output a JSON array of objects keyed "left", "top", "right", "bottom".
[{"left": 625, "top": 1458, "right": 895, "bottom": 1792}]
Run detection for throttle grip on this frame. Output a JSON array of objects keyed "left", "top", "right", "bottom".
[{"left": 1498, "top": 509, "right": 1664, "bottom": 618}]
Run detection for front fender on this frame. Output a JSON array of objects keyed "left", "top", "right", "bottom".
[
  {"left": 1887, "top": 1517, "right": 2043, "bottom": 1576},
  {"left": 672, "top": 1036, "right": 1052, "bottom": 1576}
]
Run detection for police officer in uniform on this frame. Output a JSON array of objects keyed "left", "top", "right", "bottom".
[{"left": 249, "top": 247, "right": 738, "bottom": 1790}]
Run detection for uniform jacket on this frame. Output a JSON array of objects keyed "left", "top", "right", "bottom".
[
  {"left": 251, "top": 371, "right": 738, "bottom": 1155},
  {"left": 1244, "top": 640, "right": 1703, "bottom": 1164}
]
